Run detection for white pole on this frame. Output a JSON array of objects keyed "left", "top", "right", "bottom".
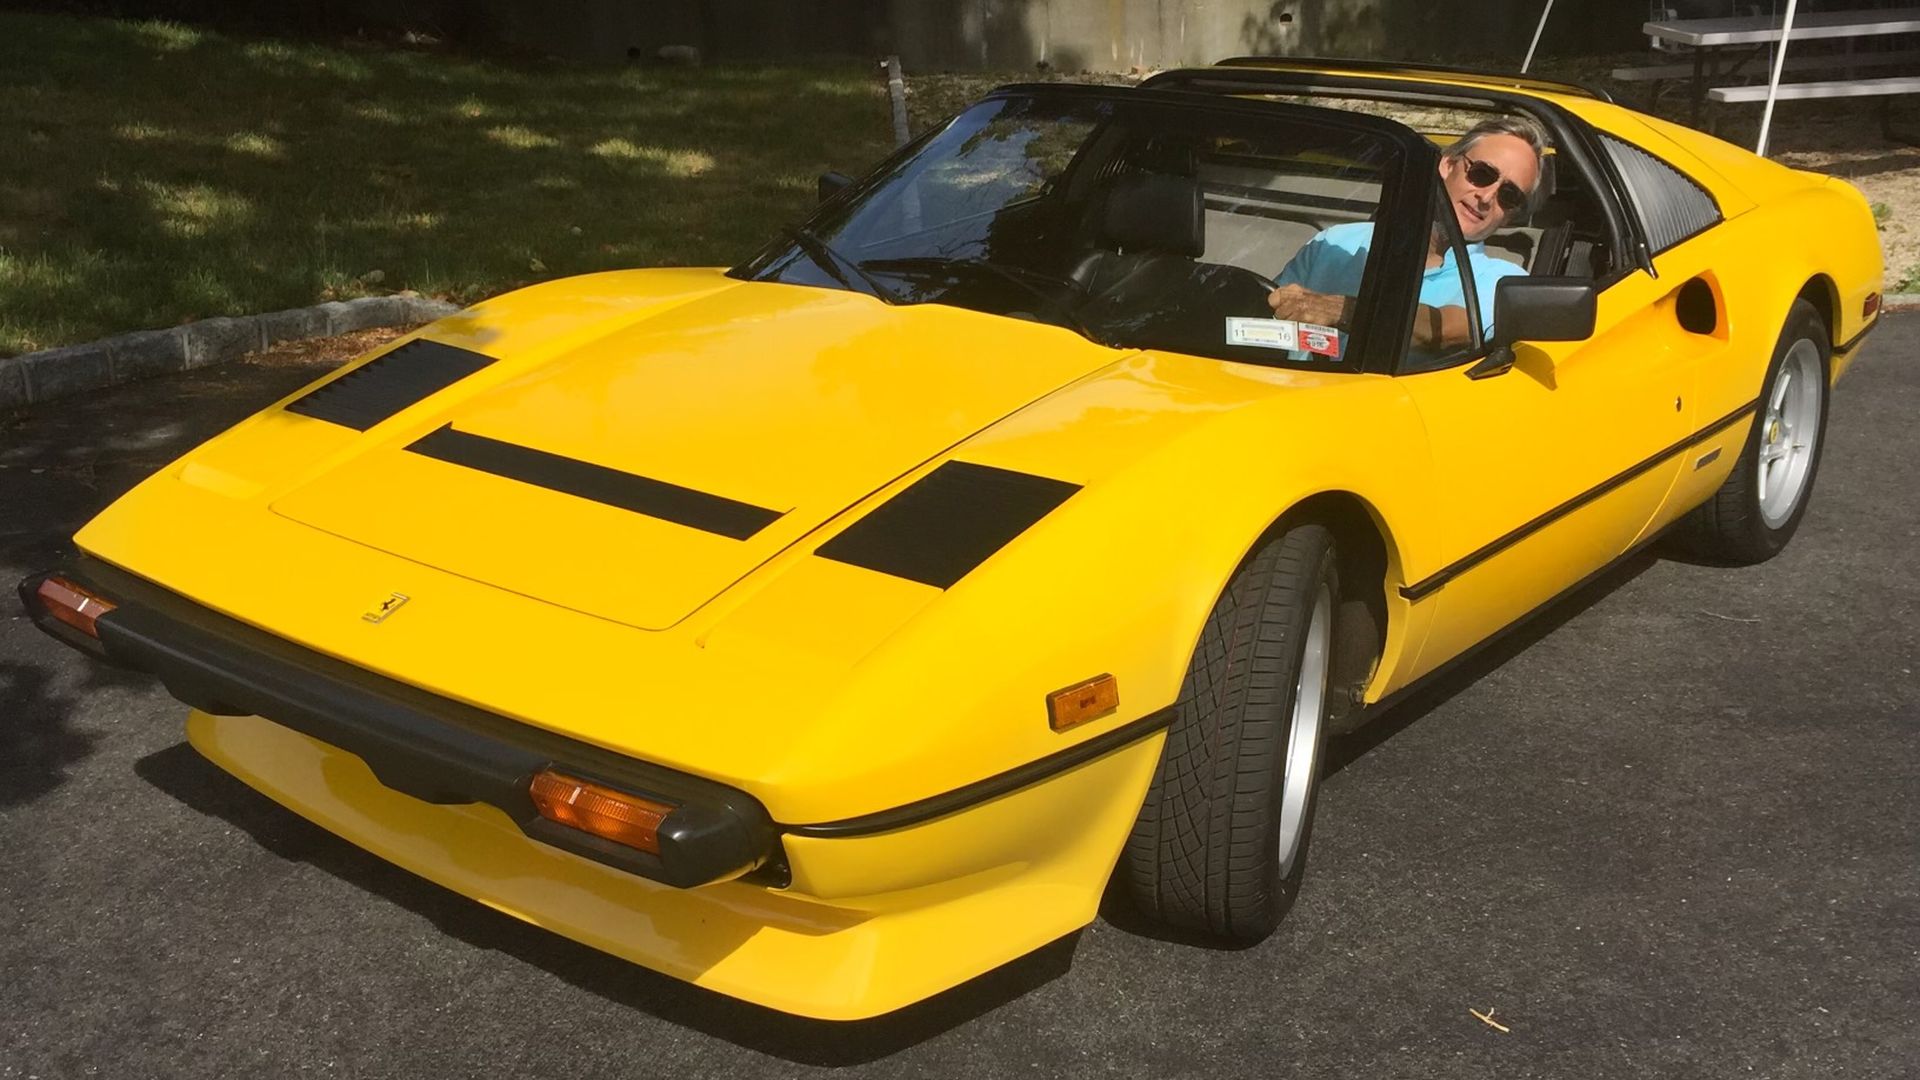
[
  {"left": 1521, "top": 0, "right": 1556, "bottom": 74},
  {"left": 885, "top": 55, "right": 910, "bottom": 148},
  {"left": 1755, "top": 0, "right": 1799, "bottom": 157}
]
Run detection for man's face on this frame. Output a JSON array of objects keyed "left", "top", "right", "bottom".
[{"left": 1438, "top": 132, "right": 1539, "bottom": 243}]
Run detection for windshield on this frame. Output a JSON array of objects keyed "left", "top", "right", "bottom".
[{"left": 734, "top": 88, "right": 1417, "bottom": 369}]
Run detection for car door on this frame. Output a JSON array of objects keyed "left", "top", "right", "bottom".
[{"left": 1393, "top": 189, "right": 1718, "bottom": 683}]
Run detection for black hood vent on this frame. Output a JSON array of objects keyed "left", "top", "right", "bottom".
[
  {"left": 286, "top": 339, "right": 498, "bottom": 431},
  {"left": 816, "top": 461, "right": 1081, "bottom": 589}
]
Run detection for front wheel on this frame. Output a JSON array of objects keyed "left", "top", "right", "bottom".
[
  {"left": 1681, "top": 299, "right": 1831, "bottom": 564},
  {"left": 1123, "top": 524, "right": 1338, "bottom": 942}
]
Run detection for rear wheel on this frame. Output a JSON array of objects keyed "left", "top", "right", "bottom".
[
  {"left": 1124, "top": 524, "right": 1337, "bottom": 942},
  {"left": 1682, "top": 300, "right": 1830, "bottom": 564}
]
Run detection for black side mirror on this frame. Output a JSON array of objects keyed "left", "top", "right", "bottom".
[
  {"left": 817, "top": 171, "right": 853, "bottom": 204},
  {"left": 1467, "top": 277, "right": 1598, "bottom": 380}
]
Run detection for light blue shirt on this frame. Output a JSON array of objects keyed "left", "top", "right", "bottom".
[{"left": 1274, "top": 221, "right": 1526, "bottom": 336}]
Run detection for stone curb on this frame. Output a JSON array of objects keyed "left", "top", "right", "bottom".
[
  {"left": 0, "top": 295, "right": 460, "bottom": 413},
  {"left": 1881, "top": 292, "right": 1920, "bottom": 312}
]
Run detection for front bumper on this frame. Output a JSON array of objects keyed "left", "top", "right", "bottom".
[
  {"left": 21, "top": 559, "right": 779, "bottom": 890},
  {"left": 21, "top": 559, "right": 1168, "bottom": 1018}
]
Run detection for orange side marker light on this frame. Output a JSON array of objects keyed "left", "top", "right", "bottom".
[
  {"left": 528, "top": 769, "right": 673, "bottom": 855},
  {"left": 1047, "top": 673, "right": 1119, "bottom": 732},
  {"left": 35, "top": 576, "right": 117, "bottom": 639}
]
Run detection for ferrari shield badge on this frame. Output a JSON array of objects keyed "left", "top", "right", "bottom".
[{"left": 361, "top": 592, "right": 410, "bottom": 623}]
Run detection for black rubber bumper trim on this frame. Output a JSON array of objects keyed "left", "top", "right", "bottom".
[
  {"left": 406, "top": 424, "right": 784, "bottom": 541},
  {"left": 1837, "top": 316, "right": 1878, "bottom": 355},
  {"left": 26, "top": 558, "right": 781, "bottom": 889},
  {"left": 1400, "top": 398, "right": 1759, "bottom": 601},
  {"left": 783, "top": 706, "right": 1177, "bottom": 839}
]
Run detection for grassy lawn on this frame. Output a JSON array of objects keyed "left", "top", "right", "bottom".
[
  {"left": 11, "top": 14, "right": 1919, "bottom": 359},
  {"left": 0, "top": 13, "right": 897, "bottom": 356}
]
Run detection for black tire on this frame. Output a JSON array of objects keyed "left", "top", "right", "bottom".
[
  {"left": 1681, "top": 299, "right": 1831, "bottom": 564},
  {"left": 1124, "top": 524, "right": 1338, "bottom": 942}
]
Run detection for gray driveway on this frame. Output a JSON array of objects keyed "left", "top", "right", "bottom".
[{"left": 2, "top": 322, "right": 1915, "bottom": 1078}]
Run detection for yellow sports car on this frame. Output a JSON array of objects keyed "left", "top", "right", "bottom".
[{"left": 21, "top": 59, "right": 1882, "bottom": 1020}]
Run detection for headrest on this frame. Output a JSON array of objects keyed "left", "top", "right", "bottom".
[{"left": 1096, "top": 173, "right": 1204, "bottom": 257}]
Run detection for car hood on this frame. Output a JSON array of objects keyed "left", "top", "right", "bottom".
[{"left": 270, "top": 281, "right": 1125, "bottom": 630}]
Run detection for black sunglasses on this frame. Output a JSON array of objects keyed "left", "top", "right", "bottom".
[{"left": 1461, "top": 156, "right": 1529, "bottom": 214}]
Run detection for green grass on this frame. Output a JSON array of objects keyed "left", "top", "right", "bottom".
[{"left": 0, "top": 14, "right": 896, "bottom": 356}]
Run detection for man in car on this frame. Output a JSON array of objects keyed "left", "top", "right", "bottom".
[{"left": 1267, "top": 115, "right": 1548, "bottom": 353}]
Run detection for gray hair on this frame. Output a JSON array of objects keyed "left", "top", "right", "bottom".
[{"left": 1443, "top": 115, "right": 1552, "bottom": 215}]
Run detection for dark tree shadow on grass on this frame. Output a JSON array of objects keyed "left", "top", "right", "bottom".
[{"left": 0, "top": 11, "right": 896, "bottom": 355}]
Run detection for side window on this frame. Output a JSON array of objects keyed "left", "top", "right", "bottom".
[
  {"left": 1403, "top": 179, "right": 1487, "bottom": 373},
  {"left": 1191, "top": 140, "right": 1383, "bottom": 278},
  {"left": 1598, "top": 132, "right": 1722, "bottom": 256}
]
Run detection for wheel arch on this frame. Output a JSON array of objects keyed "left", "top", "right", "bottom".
[
  {"left": 1254, "top": 490, "right": 1400, "bottom": 733},
  {"left": 1797, "top": 273, "right": 1839, "bottom": 347}
]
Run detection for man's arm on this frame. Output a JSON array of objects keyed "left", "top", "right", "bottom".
[
  {"left": 1268, "top": 285, "right": 1474, "bottom": 350},
  {"left": 1410, "top": 304, "right": 1473, "bottom": 350}
]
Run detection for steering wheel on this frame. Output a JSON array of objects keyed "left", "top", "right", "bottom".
[{"left": 1194, "top": 263, "right": 1282, "bottom": 318}]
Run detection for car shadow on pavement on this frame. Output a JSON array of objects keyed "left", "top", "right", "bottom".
[
  {"left": 132, "top": 740, "right": 1076, "bottom": 1064},
  {"left": 1321, "top": 545, "right": 1663, "bottom": 778}
]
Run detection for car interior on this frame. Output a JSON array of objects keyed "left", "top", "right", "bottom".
[
  {"left": 762, "top": 87, "right": 1628, "bottom": 366},
  {"left": 1032, "top": 101, "right": 1621, "bottom": 347}
]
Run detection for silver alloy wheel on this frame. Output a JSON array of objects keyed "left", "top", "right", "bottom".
[
  {"left": 1276, "top": 583, "right": 1332, "bottom": 878},
  {"left": 1758, "top": 339, "right": 1824, "bottom": 529}
]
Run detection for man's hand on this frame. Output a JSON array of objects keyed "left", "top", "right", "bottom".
[{"left": 1267, "top": 283, "right": 1352, "bottom": 328}]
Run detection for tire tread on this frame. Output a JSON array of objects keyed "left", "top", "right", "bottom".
[{"left": 1124, "top": 524, "right": 1336, "bottom": 940}]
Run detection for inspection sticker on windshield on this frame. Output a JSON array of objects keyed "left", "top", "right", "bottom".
[
  {"left": 1298, "top": 322, "right": 1342, "bottom": 358},
  {"left": 1225, "top": 317, "right": 1299, "bottom": 351}
]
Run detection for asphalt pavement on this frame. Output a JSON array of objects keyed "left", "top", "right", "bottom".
[{"left": 1, "top": 323, "right": 1915, "bottom": 1079}]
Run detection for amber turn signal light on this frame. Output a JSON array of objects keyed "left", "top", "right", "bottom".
[
  {"left": 1047, "top": 673, "right": 1119, "bottom": 731},
  {"left": 529, "top": 769, "right": 673, "bottom": 855},
  {"left": 34, "top": 576, "right": 117, "bottom": 639}
]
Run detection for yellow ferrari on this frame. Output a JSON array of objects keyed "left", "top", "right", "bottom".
[{"left": 21, "top": 59, "right": 1883, "bottom": 1020}]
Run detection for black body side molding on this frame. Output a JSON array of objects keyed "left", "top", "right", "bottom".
[{"left": 1401, "top": 399, "right": 1758, "bottom": 600}]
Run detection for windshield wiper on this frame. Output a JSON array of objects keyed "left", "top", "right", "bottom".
[
  {"left": 781, "top": 226, "right": 900, "bottom": 304},
  {"left": 858, "top": 256, "right": 1110, "bottom": 347}
]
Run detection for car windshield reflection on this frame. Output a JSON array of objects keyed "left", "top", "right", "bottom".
[{"left": 735, "top": 88, "right": 1408, "bottom": 368}]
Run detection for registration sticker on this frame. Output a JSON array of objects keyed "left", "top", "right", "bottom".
[
  {"left": 1298, "top": 323, "right": 1342, "bottom": 358},
  {"left": 1225, "top": 317, "right": 1299, "bottom": 351}
]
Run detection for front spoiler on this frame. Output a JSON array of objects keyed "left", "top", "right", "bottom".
[{"left": 20, "top": 559, "right": 781, "bottom": 889}]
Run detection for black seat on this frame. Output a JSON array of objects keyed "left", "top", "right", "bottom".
[{"left": 1069, "top": 173, "right": 1205, "bottom": 297}]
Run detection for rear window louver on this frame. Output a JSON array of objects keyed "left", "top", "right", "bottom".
[
  {"left": 285, "top": 340, "right": 498, "bottom": 431},
  {"left": 1599, "top": 133, "right": 1722, "bottom": 257}
]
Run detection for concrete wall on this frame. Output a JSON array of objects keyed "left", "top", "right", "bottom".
[
  {"left": 885, "top": 1, "right": 1645, "bottom": 73},
  {"left": 467, "top": 0, "right": 890, "bottom": 65},
  {"left": 332, "top": 0, "right": 1644, "bottom": 70}
]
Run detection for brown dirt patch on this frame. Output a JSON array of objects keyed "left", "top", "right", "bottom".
[{"left": 242, "top": 327, "right": 407, "bottom": 370}]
